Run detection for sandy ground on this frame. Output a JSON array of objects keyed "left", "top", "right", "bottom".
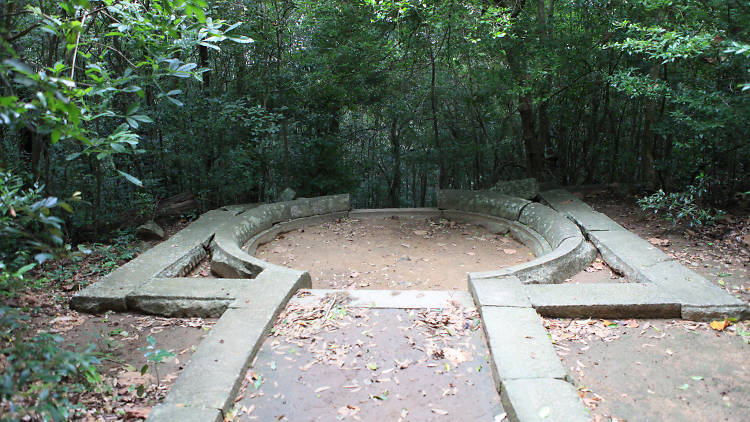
[
  {"left": 256, "top": 217, "right": 533, "bottom": 290},
  {"left": 232, "top": 294, "right": 503, "bottom": 421}
]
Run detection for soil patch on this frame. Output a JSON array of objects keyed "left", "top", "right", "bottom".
[
  {"left": 232, "top": 294, "right": 503, "bottom": 421},
  {"left": 579, "top": 188, "right": 749, "bottom": 306},
  {"left": 546, "top": 317, "right": 750, "bottom": 421},
  {"left": 255, "top": 217, "right": 533, "bottom": 290}
]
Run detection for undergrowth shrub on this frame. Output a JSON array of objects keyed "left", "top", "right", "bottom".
[
  {"left": 638, "top": 174, "right": 725, "bottom": 227},
  {"left": 0, "top": 307, "right": 102, "bottom": 421}
]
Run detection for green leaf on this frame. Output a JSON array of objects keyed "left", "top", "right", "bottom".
[
  {"left": 130, "top": 115, "right": 153, "bottom": 123},
  {"left": 367, "top": 362, "right": 377, "bottom": 370},
  {"left": 678, "top": 384, "right": 690, "bottom": 390},
  {"left": 51, "top": 129, "right": 62, "bottom": 144},
  {"left": 690, "top": 376, "right": 703, "bottom": 381},
  {"left": 117, "top": 170, "right": 143, "bottom": 187}
]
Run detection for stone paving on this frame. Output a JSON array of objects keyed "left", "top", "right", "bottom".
[{"left": 70, "top": 190, "right": 749, "bottom": 422}]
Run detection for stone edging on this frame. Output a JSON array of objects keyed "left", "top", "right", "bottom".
[
  {"left": 438, "top": 190, "right": 597, "bottom": 284},
  {"left": 539, "top": 189, "right": 748, "bottom": 321},
  {"left": 71, "top": 190, "right": 748, "bottom": 422}
]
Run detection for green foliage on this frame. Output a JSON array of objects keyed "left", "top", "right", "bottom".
[
  {"left": 138, "top": 335, "right": 175, "bottom": 388},
  {"left": 0, "top": 307, "right": 102, "bottom": 422},
  {"left": 0, "top": 169, "right": 80, "bottom": 293},
  {"left": 638, "top": 174, "right": 725, "bottom": 226}
]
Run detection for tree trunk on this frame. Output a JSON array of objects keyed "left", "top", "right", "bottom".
[
  {"left": 388, "top": 118, "right": 401, "bottom": 208},
  {"left": 640, "top": 64, "right": 660, "bottom": 189}
]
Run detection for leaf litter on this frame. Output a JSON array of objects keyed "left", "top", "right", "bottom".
[{"left": 233, "top": 294, "right": 494, "bottom": 420}]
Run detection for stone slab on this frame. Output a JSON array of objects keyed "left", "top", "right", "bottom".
[
  {"left": 160, "top": 307, "right": 271, "bottom": 411},
  {"left": 470, "top": 276, "right": 531, "bottom": 308},
  {"left": 508, "top": 221, "right": 552, "bottom": 257},
  {"left": 126, "top": 278, "right": 245, "bottom": 317},
  {"left": 640, "top": 260, "right": 748, "bottom": 320},
  {"left": 587, "top": 230, "right": 672, "bottom": 280},
  {"left": 539, "top": 190, "right": 626, "bottom": 233},
  {"left": 348, "top": 208, "right": 442, "bottom": 218},
  {"left": 526, "top": 283, "right": 681, "bottom": 318},
  {"left": 160, "top": 268, "right": 305, "bottom": 413},
  {"left": 518, "top": 203, "right": 582, "bottom": 248},
  {"left": 501, "top": 378, "right": 590, "bottom": 422},
  {"left": 481, "top": 306, "right": 567, "bottom": 384},
  {"left": 437, "top": 190, "right": 531, "bottom": 221},
  {"left": 71, "top": 208, "right": 232, "bottom": 313},
  {"left": 146, "top": 403, "right": 222, "bottom": 422},
  {"left": 289, "top": 194, "right": 351, "bottom": 219},
  {"left": 289, "top": 289, "right": 474, "bottom": 309}
]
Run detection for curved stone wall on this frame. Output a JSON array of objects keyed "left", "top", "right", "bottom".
[{"left": 438, "top": 190, "right": 596, "bottom": 284}]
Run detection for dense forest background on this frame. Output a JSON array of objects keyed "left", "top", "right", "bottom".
[{"left": 2, "top": 0, "right": 749, "bottom": 248}]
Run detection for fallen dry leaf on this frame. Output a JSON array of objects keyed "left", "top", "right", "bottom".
[
  {"left": 648, "top": 237, "right": 671, "bottom": 246},
  {"left": 710, "top": 317, "right": 730, "bottom": 331}
]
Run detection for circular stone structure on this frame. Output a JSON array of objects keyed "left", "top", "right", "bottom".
[
  {"left": 209, "top": 192, "right": 596, "bottom": 288},
  {"left": 253, "top": 215, "right": 534, "bottom": 290}
]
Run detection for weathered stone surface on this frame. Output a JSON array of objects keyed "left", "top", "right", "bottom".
[
  {"left": 278, "top": 187, "right": 296, "bottom": 202},
  {"left": 470, "top": 237, "right": 595, "bottom": 284},
  {"left": 136, "top": 221, "right": 165, "bottom": 240},
  {"left": 126, "top": 278, "right": 245, "bottom": 317},
  {"left": 71, "top": 208, "right": 232, "bottom": 313},
  {"left": 470, "top": 276, "right": 531, "bottom": 308},
  {"left": 481, "top": 306, "right": 567, "bottom": 384},
  {"left": 160, "top": 269, "right": 304, "bottom": 413},
  {"left": 289, "top": 194, "right": 351, "bottom": 219},
  {"left": 147, "top": 403, "right": 222, "bottom": 422},
  {"left": 640, "top": 260, "right": 748, "bottom": 320},
  {"left": 220, "top": 203, "right": 259, "bottom": 214},
  {"left": 508, "top": 221, "right": 552, "bottom": 257},
  {"left": 349, "top": 208, "right": 441, "bottom": 219},
  {"left": 526, "top": 283, "right": 681, "bottom": 318},
  {"left": 501, "top": 378, "right": 590, "bottom": 422},
  {"left": 587, "top": 230, "right": 672, "bottom": 280},
  {"left": 437, "top": 190, "right": 531, "bottom": 221},
  {"left": 539, "top": 190, "right": 626, "bottom": 233},
  {"left": 489, "top": 177, "right": 539, "bottom": 200},
  {"left": 210, "top": 244, "right": 265, "bottom": 279},
  {"left": 154, "top": 244, "right": 207, "bottom": 278},
  {"left": 290, "top": 289, "right": 475, "bottom": 309},
  {"left": 230, "top": 267, "right": 311, "bottom": 309},
  {"left": 518, "top": 203, "right": 581, "bottom": 248}
]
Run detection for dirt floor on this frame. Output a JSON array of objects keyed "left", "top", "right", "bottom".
[
  {"left": 544, "top": 187, "right": 750, "bottom": 422},
  {"left": 4, "top": 189, "right": 747, "bottom": 421},
  {"left": 581, "top": 188, "right": 749, "bottom": 305},
  {"left": 231, "top": 293, "right": 504, "bottom": 421},
  {"left": 2, "top": 220, "right": 215, "bottom": 421},
  {"left": 256, "top": 217, "right": 533, "bottom": 290},
  {"left": 546, "top": 318, "right": 750, "bottom": 422}
]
